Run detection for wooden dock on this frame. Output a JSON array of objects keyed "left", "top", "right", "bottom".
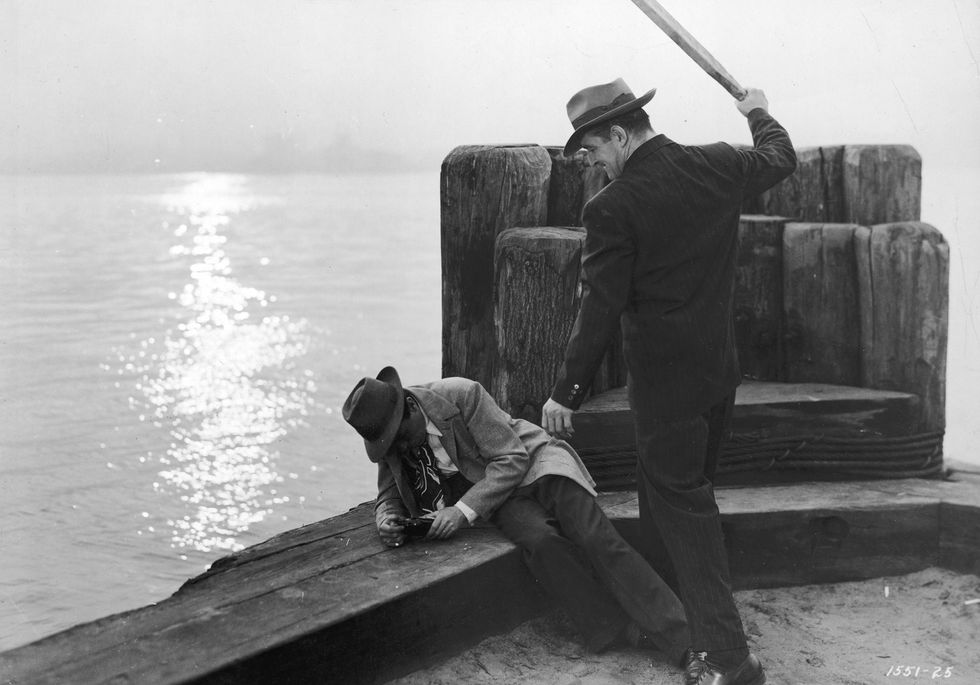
[{"left": 2, "top": 470, "right": 978, "bottom": 684}]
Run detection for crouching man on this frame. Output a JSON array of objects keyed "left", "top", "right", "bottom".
[{"left": 342, "top": 366, "right": 689, "bottom": 663}]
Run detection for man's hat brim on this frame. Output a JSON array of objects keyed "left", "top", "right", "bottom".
[
  {"left": 365, "top": 366, "right": 404, "bottom": 462},
  {"left": 563, "top": 87, "right": 656, "bottom": 157}
]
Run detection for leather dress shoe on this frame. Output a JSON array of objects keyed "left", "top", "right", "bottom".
[{"left": 683, "top": 650, "right": 766, "bottom": 685}]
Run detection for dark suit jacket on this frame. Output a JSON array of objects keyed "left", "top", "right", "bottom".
[
  {"left": 375, "top": 377, "right": 596, "bottom": 528},
  {"left": 551, "top": 109, "right": 797, "bottom": 419}
]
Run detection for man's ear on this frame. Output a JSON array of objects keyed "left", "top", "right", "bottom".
[{"left": 609, "top": 125, "right": 629, "bottom": 146}]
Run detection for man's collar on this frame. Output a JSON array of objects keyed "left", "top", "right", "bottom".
[
  {"left": 417, "top": 403, "right": 443, "bottom": 438},
  {"left": 624, "top": 134, "right": 672, "bottom": 171},
  {"left": 407, "top": 387, "right": 453, "bottom": 432}
]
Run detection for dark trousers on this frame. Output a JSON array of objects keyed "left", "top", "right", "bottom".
[
  {"left": 630, "top": 387, "right": 746, "bottom": 653},
  {"left": 490, "top": 475, "right": 689, "bottom": 661}
]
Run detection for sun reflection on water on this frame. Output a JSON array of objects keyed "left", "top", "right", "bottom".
[{"left": 116, "top": 174, "right": 316, "bottom": 554}]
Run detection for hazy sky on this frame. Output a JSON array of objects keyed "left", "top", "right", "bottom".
[{"left": 2, "top": 0, "right": 979, "bottom": 172}]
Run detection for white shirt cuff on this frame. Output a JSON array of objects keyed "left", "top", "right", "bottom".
[{"left": 454, "top": 501, "right": 477, "bottom": 524}]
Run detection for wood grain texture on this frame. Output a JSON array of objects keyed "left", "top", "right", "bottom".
[
  {"left": 569, "top": 381, "right": 930, "bottom": 489},
  {"left": 735, "top": 216, "right": 788, "bottom": 381},
  {"left": 782, "top": 223, "right": 862, "bottom": 385},
  {"left": 441, "top": 145, "right": 552, "bottom": 388},
  {"left": 756, "top": 146, "right": 845, "bottom": 222},
  {"left": 572, "top": 381, "right": 919, "bottom": 446},
  {"left": 493, "top": 227, "right": 585, "bottom": 419},
  {"left": 855, "top": 222, "right": 949, "bottom": 432},
  {"left": 491, "top": 225, "right": 625, "bottom": 413},
  {"left": 842, "top": 145, "right": 922, "bottom": 225},
  {"left": 544, "top": 147, "right": 608, "bottom": 227},
  {"left": 627, "top": 0, "right": 745, "bottom": 98}
]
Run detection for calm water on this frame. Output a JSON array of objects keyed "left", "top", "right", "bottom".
[
  {"left": 0, "top": 173, "right": 442, "bottom": 650},
  {"left": 1, "top": 168, "right": 978, "bottom": 652}
]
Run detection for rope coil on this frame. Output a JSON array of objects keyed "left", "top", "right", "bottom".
[{"left": 575, "top": 430, "right": 946, "bottom": 490}]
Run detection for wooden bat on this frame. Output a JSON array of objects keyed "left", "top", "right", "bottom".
[{"left": 628, "top": 0, "right": 747, "bottom": 100}]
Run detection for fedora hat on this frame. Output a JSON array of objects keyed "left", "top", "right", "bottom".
[
  {"left": 563, "top": 78, "right": 656, "bottom": 156},
  {"left": 342, "top": 366, "right": 405, "bottom": 462}
]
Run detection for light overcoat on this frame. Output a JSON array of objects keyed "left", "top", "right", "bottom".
[{"left": 375, "top": 377, "right": 596, "bottom": 528}]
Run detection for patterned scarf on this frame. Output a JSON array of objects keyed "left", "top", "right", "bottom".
[{"left": 405, "top": 441, "right": 446, "bottom": 514}]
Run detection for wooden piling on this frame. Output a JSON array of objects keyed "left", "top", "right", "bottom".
[
  {"left": 756, "top": 146, "right": 845, "bottom": 222},
  {"left": 493, "top": 227, "right": 585, "bottom": 420},
  {"left": 442, "top": 139, "right": 946, "bottom": 481},
  {"left": 754, "top": 145, "right": 921, "bottom": 226},
  {"left": 544, "top": 147, "right": 608, "bottom": 226},
  {"left": 441, "top": 145, "right": 552, "bottom": 389},
  {"left": 734, "top": 216, "right": 788, "bottom": 380},
  {"left": 855, "top": 222, "right": 948, "bottom": 432},
  {"left": 843, "top": 145, "right": 922, "bottom": 225},
  {"left": 782, "top": 223, "right": 862, "bottom": 385},
  {"left": 492, "top": 226, "right": 628, "bottom": 418}
]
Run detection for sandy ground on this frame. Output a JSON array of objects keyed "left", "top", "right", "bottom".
[{"left": 387, "top": 568, "right": 980, "bottom": 685}]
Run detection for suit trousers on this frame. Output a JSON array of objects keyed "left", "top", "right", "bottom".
[
  {"left": 630, "top": 387, "right": 746, "bottom": 653},
  {"left": 490, "top": 475, "right": 689, "bottom": 661}
]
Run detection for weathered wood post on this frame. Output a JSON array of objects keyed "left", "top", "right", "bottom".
[
  {"left": 544, "top": 147, "right": 608, "bottom": 226},
  {"left": 843, "top": 145, "right": 921, "bottom": 225},
  {"left": 754, "top": 144, "right": 921, "bottom": 226},
  {"left": 493, "top": 227, "right": 586, "bottom": 421},
  {"left": 756, "top": 146, "right": 845, "bottom": 222},
  {"left": 441, "top": 146, "right": 551, "bottom": 390},
  {"left": 856, "top": 222, "right": 948, "bottom": 433},
  {"left": 734, "top": 216, "right": 788, "bottom": 380},
  {"left": 782, "top": 223, "right": 863, "bottom": 385}
]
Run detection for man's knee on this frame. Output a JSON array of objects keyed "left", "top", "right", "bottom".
[
  {"left": 519, "top": 522, "right": 567, "bottom": 556},
  {"left": 494, "top": 502, "right": 563, "bottom": 551}
]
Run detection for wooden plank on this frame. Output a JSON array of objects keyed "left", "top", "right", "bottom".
[
  {"left": 187, "top": 501, "right": 378, "bottom": 582},
  {"left": 5, "top": 478, "right": 978, "bottom": 685},
  {"left": 569, "top": 381, "right": 926, "bottom": 489},
  {"left": 441, "top": 145, "right": 552, "bottom": 389},
  {"left": 723, "top": 503, "right": 937, "bottom": 588},
  {"left": 735, "top": 216, "right": 787, "bottom": 380},
  {"left": 756, "top": 146, "right": 845, "bottom": 222},
  {"left": 571, "top": 380, "right": 920, "bottom": 450},
  {"left": 603, "top": 481, "right": 940, "bottom": 588},
  {"left": 855, "top": 222, "right": 949, "bottom": 432},
  {"left": 202, "top": 554, "right": 547, "bottom": 685},
  {"left": 782, "top": 223, "right": 862, "bottom": 385},
  {"left": 1, "top": 505, "right": 387, "bottom": 676},
  {"left": 0, "top": 524, "right": 540, "bottom": 685},
  {"left": 939, "top": 503, "right": 980, "bottom": 576},
  {"left": 493, "top": 227, "right": 585, "bottom": 420},
  {"left": 842, "top": 145, "right": 922, "bottom": 225},
  {"left": 731, "top": 388, "right": 919, "bottom": 439},
  {"left": 568, "top": 385, "right": 634, "bottom": 452},
  {"left": 855, "top": 470, "right": 980, "bottom": 576}
]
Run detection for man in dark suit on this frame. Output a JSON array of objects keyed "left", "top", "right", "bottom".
[
  {"left": 343, "top": 366, "right": 690, "bottom": 665},
  {"left": 542, "top": 78, "right": 796, "bottom": 685}
]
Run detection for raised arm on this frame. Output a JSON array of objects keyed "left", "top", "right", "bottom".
[{"left": 733, "top": 87, "right": 797, "bottom": 196}]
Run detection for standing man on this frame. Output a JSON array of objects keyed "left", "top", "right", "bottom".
[
  {"left": 343, "top": 366, "right": 691, "bottom": 665},
  {"left": 542, "top": 78, "right": 796, "bottom": 685}
]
